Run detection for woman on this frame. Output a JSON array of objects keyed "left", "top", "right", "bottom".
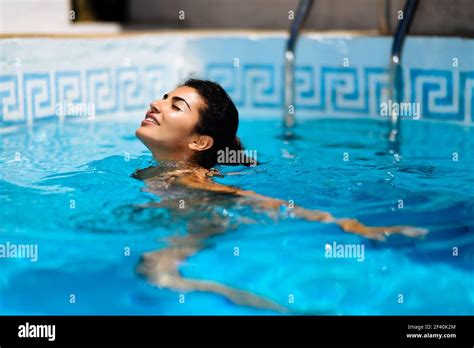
[{"left": 134, "top": 78, "right": 427, "bottom": 312}]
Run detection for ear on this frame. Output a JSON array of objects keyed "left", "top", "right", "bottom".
[{"left": 188, "top": 134, "right": 214, "bottom": 152}]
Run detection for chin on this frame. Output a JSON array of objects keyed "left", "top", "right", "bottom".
[
  {"left": 135, "top": 126, "right": 154, "bottom": 147},
  {"left": 135, "top": 126, "right": 164, "bottom": 157},
  {"left": 135, "top": 125, "right": 144, "bottom": 139}
]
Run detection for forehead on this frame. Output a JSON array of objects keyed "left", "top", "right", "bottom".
[{"left": 169, "top": 86, "right": 204, "bottom": 109}]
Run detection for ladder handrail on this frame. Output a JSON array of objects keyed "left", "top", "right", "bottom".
[
  {"left": 284, "top": 0, "right": 314, "bottom": 133},
  {"left": 391, "top": 0, "right": 419, "bottom": 66},
  {"left": 388, "top": 0, "right": 419, "bottom": 147}
]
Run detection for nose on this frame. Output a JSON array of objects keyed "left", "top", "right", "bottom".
[{"left": 150, "top": 101, "right": 161, "bottom": 113}]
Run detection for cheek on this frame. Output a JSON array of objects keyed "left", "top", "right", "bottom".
[
  {"left": 136, "top": 111, "right": 198, "bottom": 150},
  {"left": 164, "top": 112, "right": 196, "bottom": 139}
]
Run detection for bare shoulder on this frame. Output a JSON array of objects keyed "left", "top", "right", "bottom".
[{"left": 176, "top": 168, "right": 242, "bottom": 194}]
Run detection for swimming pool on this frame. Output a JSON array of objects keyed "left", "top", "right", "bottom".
[
  {"left": 0, "top": 33, "right": 473, "bottom": 315},
  {"left": 0, "top": 114, "right": 473, "bottom": 315}
]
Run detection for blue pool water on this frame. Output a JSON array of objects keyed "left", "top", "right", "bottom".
[{"left": 0, "top": 117, "right": 473, "bottom": 315}]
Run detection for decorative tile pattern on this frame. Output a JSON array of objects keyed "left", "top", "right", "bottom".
[{"left": 1, "top": 37, "right": 473, "bottom": 126}]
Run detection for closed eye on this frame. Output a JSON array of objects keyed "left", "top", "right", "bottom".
[{"left": 162, "top": 93, "right": 191, "bottom": 111}]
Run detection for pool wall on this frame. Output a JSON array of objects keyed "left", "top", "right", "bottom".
[{"left": 1, "top": 33, "right": 473, "bottom": 131}]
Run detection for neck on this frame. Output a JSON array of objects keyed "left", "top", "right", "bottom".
[{"left": 150, "top": 148, "right": 199, "bottom": 169}]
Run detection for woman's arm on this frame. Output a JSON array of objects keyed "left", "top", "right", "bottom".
[{"left": 177, "top": 173, "right": 428, "bottom": 240}]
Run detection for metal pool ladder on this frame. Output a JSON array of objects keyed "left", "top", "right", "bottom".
[
  {"left": 388, "top": 0, "right": 419, "bottom": 145},
  {"left": 284, "top": 0, "right": 314, "bottom": 133}
]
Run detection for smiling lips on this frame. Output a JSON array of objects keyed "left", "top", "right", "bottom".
[{"left": 142, "top": 111, "right": 160, "bottom": 126}]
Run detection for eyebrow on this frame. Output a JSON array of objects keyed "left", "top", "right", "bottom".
[{"left": 163, "top": 93, "right": 191, "bottom": 111}]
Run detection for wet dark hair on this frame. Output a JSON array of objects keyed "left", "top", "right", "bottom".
[{"left": 182, "top": 78, "right": 256, "bottom": 169}]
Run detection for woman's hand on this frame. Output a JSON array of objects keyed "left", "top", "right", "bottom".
[
  {"left": 253, "top": 199, "right": 428, "bottom": 241},
  {"left": 334, "top": 218, "right": 428, "bottom": 240}
]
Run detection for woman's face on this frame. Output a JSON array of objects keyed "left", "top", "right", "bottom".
[{"left": 136, "top": 86, "right": 205, "bottom": 160}]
